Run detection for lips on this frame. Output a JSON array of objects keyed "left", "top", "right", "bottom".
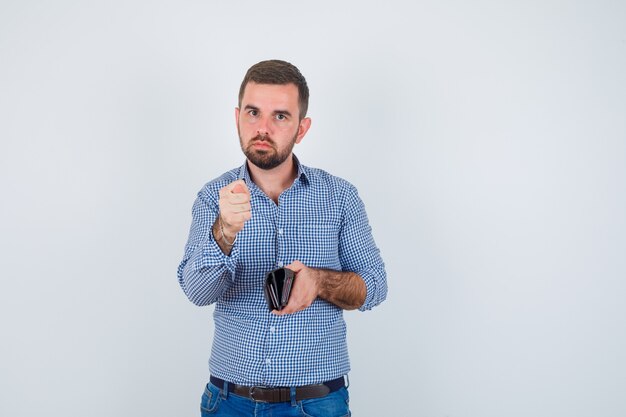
[{"left": 250, "top": 140, "right": 274, "bottom": 151}]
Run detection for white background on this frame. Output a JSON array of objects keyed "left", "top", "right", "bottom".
[{"left": 1, "top": 1, "right": 625, "bottom": 416}]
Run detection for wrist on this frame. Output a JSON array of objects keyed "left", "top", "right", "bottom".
[
  {"left": 218, "top": 216, "right": 237, "bottom": 246},
  {"left": 310, "top": 267, "right": 323, "bottom": 297}
]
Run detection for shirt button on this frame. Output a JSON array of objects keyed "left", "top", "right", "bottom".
[
  {"left": 270, "top": 326, "right": 276, "bottom": 333},
  {"left": 278, "top": 228, "right": 283, "bottom": 235},
  {"left": 277, "top": 261, "right": 283, "bottom": 268},
  {"left": 266, "top": 358, "right": 272, "bottom": 365}
]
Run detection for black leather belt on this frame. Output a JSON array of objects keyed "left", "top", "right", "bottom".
[{"left": 209, "top": 375, "right": 345, "bottom": 403}]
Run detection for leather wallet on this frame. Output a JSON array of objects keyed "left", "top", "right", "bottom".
[{"left": 263, "top": 267, "right": 295, "bottom": 311}]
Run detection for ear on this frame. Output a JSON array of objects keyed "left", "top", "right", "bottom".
[
  {"left": 295, "top": 117, "right": 312, "bottom": 144},
  {"left": 235, "top": 107, "right": 240, "bottom": 126}
]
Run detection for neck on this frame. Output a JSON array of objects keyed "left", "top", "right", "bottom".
[{"left": 247, "top": 155, "right": 298, "bottom": 203}]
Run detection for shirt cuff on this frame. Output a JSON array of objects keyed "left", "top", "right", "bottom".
[
  {"left": 191, "top": 231, "right": 240, "bottom": 279},
  {"left": 358, "top": 268, "right": 387, "bottom": 311}
]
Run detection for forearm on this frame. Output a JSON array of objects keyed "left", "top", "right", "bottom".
[
  {"left": 178, "top": 227, "right": 239, "bottom": 306},
  {"left": 179, "top": 260, "right": 234, "bottom": 306},
  {"left": 178, "top": 185, "right": 245, "bottom": 306},
  {"left": 315, "top": 269, "right": 367, "bottom": 310},
  {"left": 337, "top": 184, "right": 387, "bottom": 311}
]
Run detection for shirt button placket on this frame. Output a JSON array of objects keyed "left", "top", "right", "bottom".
[
  {"left": 266, "top": 315, "right": 279, "bottom": 377},
  {"left": 276, "top": 209, "right": 284, "bottom": 268}
]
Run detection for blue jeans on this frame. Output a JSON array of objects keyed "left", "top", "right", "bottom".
[{"left": 200, "top": 382, "right": 351, "bottom": 417}]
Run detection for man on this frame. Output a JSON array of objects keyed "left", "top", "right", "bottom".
[{"left": 178, "top": 59, "right": 387, "bottom": 416}]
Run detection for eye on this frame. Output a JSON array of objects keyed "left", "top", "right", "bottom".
[
  {"left": 275, "top": 114, "right": 287, "bottom": 121},
  {"left": 247, "top": 109, "right": 258, "bottom": 117}
]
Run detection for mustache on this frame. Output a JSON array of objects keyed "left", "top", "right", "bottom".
[{"left": 251, "top": 134, "right": 275, "bottom": 145}]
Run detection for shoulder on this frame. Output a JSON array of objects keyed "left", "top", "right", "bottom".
[
  {"left": 303, "top": 165, "right": 357, "bottom": 192},
  {"left": 301, "top": 165, "right": 361, "bottom": 203}
]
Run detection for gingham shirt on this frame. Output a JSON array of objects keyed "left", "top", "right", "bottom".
[{"left": 178, "top": 156, "right": 387, "bottom": 387}]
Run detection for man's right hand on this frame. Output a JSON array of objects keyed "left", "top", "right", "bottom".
[{"left": 216, "top": 180, "right": 251, "bottom": 245}]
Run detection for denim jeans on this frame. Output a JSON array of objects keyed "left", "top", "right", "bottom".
[{"left": 200, "top": 382, "right": 351, "bottom": 417}]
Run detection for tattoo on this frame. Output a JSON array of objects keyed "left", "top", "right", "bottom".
[{"left": 316, "top": 269, "right": 366, "bottom": 310}]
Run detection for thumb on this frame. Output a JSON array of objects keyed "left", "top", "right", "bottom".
[
  {"left": 286, "top": 260, "right": 304, "bottom": 273},
  {"left": 232, "top": 183, "right": 247, "bottom": 194}
]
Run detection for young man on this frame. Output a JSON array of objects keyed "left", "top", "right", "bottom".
[{"left": 178, "top": 60, "right": 387, "bottom": 416}]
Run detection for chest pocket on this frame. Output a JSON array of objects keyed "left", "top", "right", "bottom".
[{"left": 293, "top": 224, "right": 341, "bottom": 269}]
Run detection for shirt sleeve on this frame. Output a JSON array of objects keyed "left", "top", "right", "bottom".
[
  {"left": 338, "top": 184, "right": 388, "bottom": 311},
  {"left": 177, "top": 188, "right": 239, "bottom": 306}
]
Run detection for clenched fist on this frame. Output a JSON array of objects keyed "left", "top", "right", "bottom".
[{"left": 214, "top": 180, "right": 251, "bottom": 249}]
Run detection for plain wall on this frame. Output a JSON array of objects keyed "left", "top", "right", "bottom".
[{"left": 1, "top": 1, "right": 625, "bottom": 416}]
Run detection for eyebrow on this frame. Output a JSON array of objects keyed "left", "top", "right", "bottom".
[
  {"left": 243, "top": 104, "right": 292, "bottom": 117},
  {"left": 273, "top": 109, "right": 292, "bottom": 117}
]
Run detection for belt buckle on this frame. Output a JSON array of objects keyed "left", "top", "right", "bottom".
[{"left": 249, "top": 385, "right": 267, "bottom": 402}]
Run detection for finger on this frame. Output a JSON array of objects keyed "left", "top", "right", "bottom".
[
  {"left": 222, "top": 180, "right": 238, "bottom": 192},
  {"left": 241, "top": 211, "right": 252, "bottom": 222},
  {"left": 228, "top": 202, "right": 251, "bottom": 214},
  {"left": 286, "top": 260, "right": 304, "bottom": 272},
  {"left": 273, "top": 305, "right": 295, "bottom": 316},
  {"left": 221, "top": 180, "right": 250, "bottom": 197},
  {"left": 227, "top": 193, "right": 250, "bottom": 204},
  {"left": 222, "top": 214, "right": 250, "bottom": 229},
  {"left": 222, "top": 209, "right": 251, "bottom": 226},
  {"left": 228, "top": 180, "right": 249, "bottom": 195}
]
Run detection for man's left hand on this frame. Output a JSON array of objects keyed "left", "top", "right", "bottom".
[{"left": 273, "top": 260, "right": 319, "bottom": 315}]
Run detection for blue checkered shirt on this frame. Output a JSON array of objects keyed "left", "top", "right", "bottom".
[{"left": 178, "top": 157, "right": 387, "bottom": 387}]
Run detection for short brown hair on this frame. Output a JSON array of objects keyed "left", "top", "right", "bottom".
[{"left": 238, "top": 60, "right": 309, "bottom": 120}]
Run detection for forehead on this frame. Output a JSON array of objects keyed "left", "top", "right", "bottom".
[{"left": 241, "top": 82, "right": 299, "bottom": 109}]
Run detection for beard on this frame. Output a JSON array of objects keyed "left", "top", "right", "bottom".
[{"left": 240, "top": 133, "right": 297, "bottom": 170}]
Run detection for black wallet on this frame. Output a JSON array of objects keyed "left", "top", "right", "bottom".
[{"left": 263, "top": 267, "right": 295, "bottom": 311}]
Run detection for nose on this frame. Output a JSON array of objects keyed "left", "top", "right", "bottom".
[{"left": 256, "top": 116, "right": 271, "bottom": 137}]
